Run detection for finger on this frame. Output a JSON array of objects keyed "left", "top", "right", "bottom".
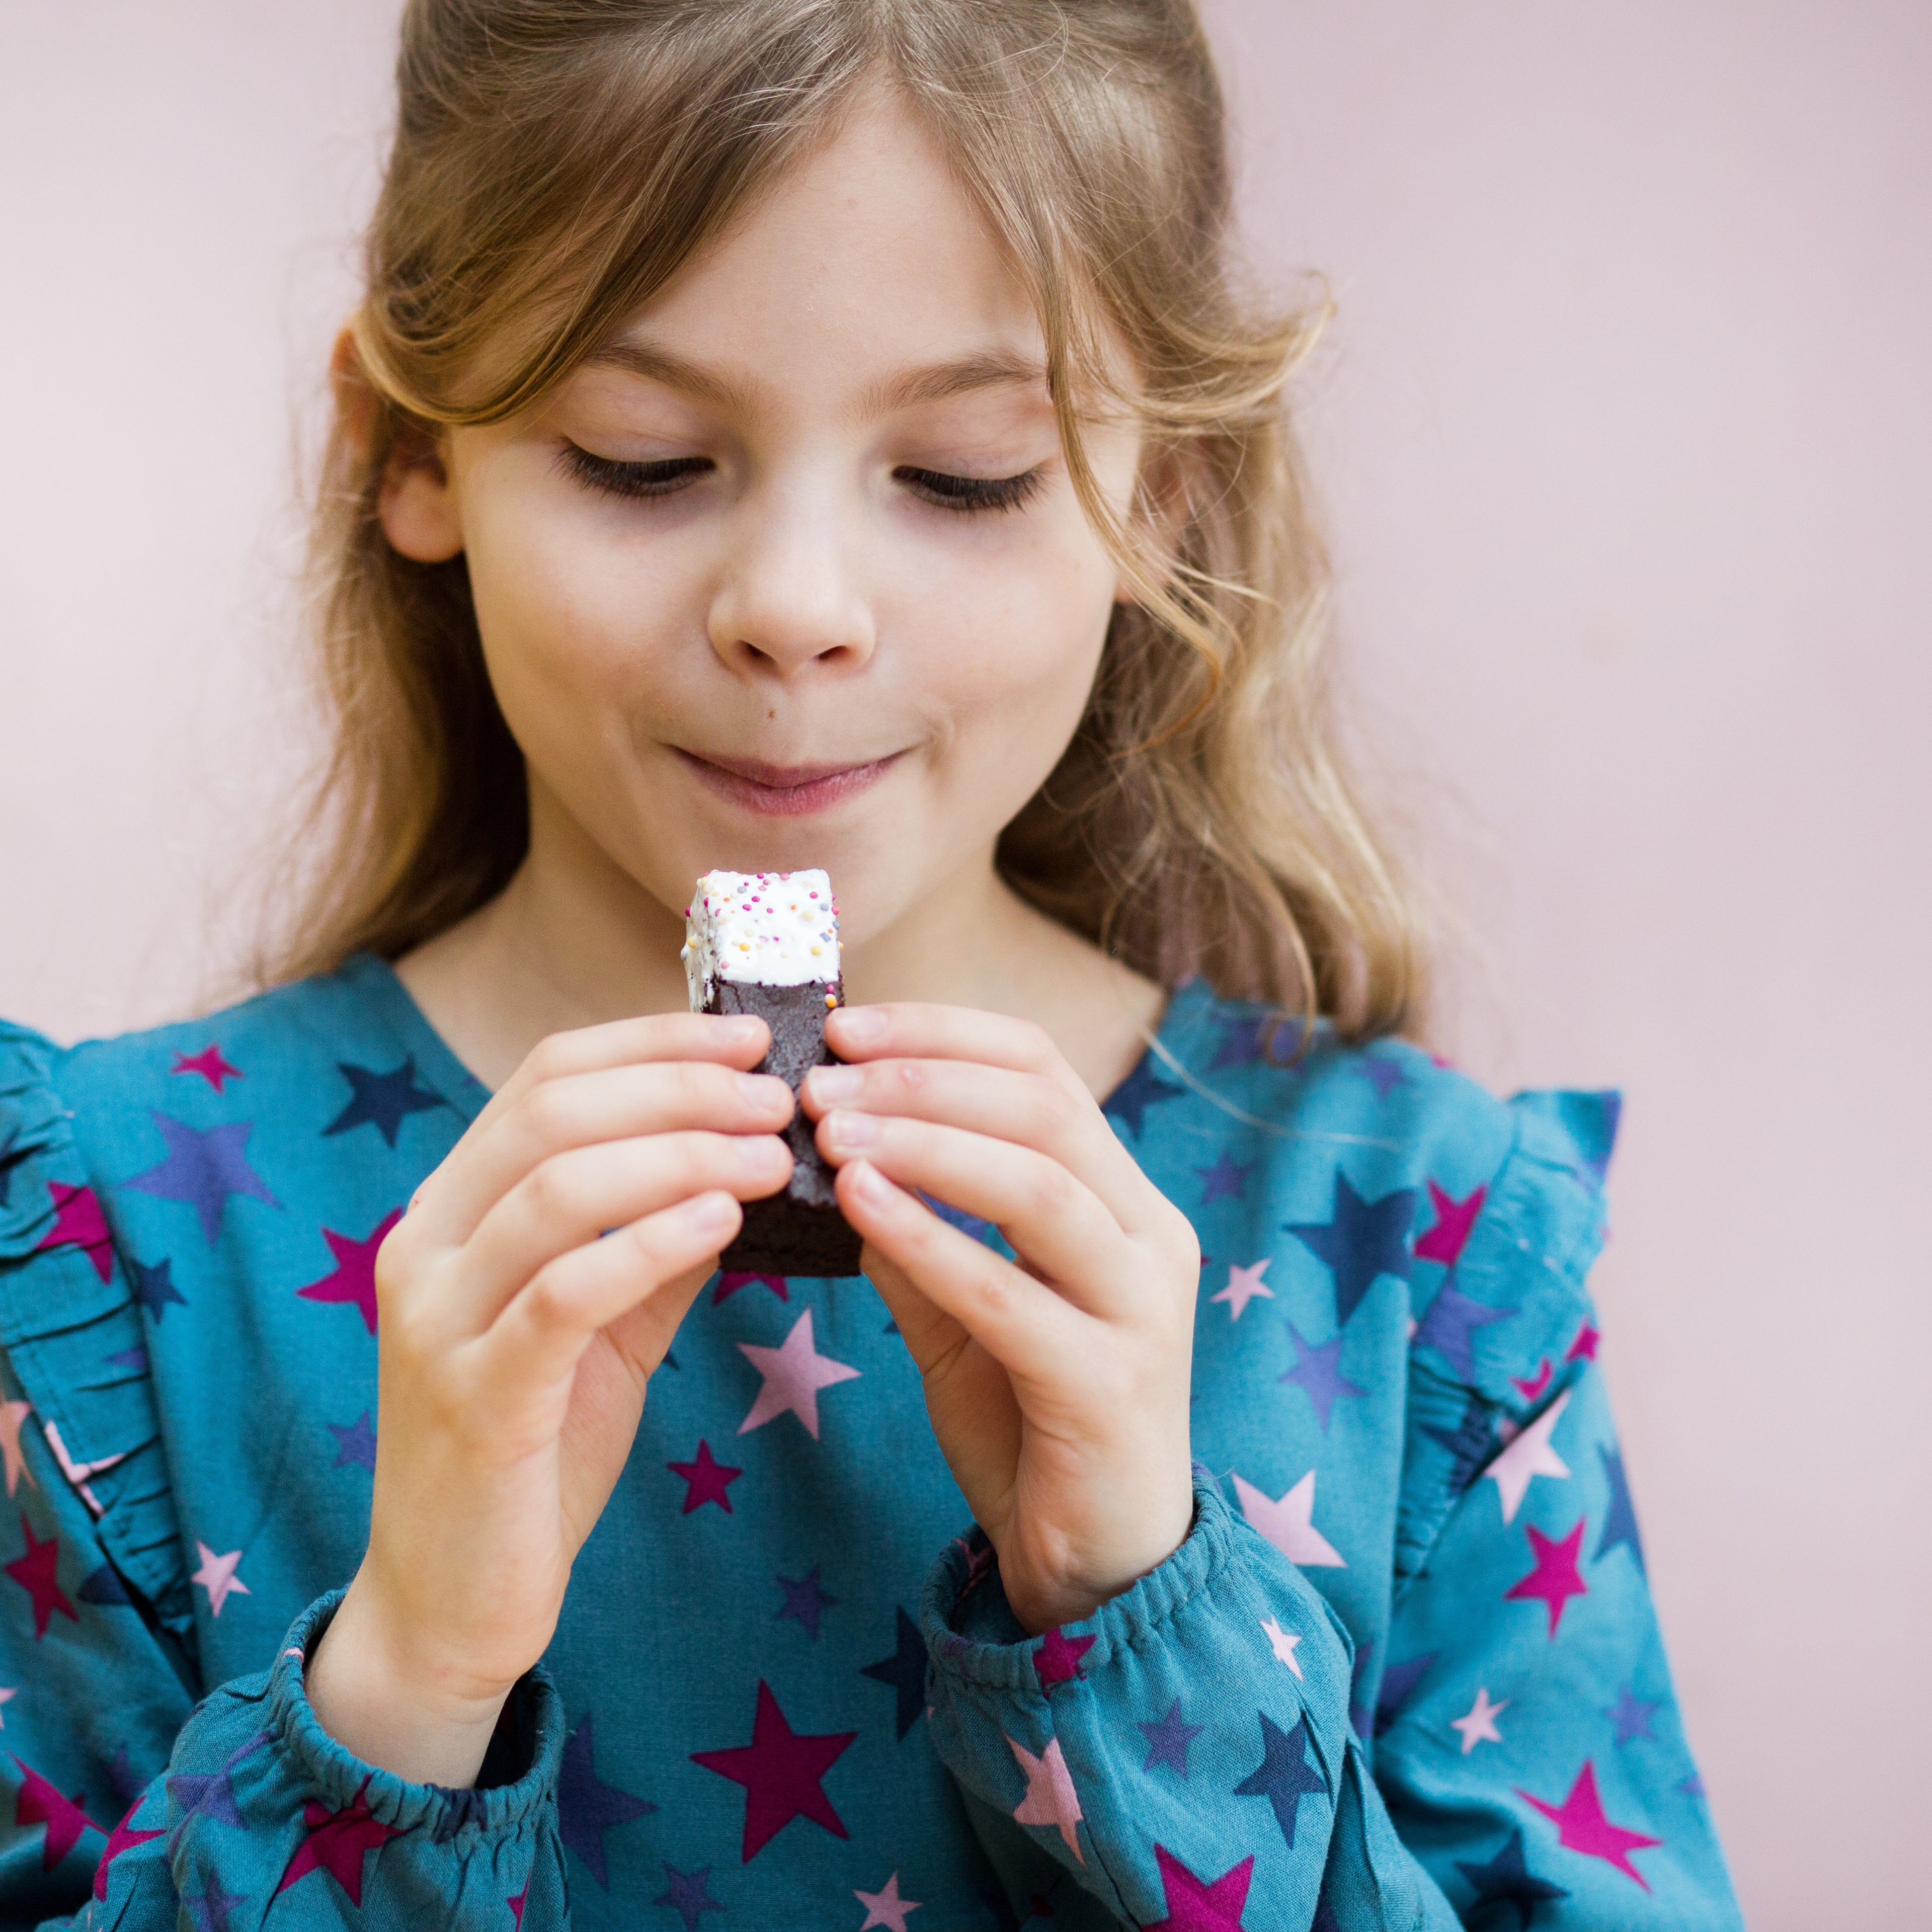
[
  {"left": 820, "top": 1112, "right": 1136, "bottom": 1319},
  {"left": 414, "top": 1038, "right": 790, "bottom": 1248},
  {"left": 456, "top": 1131, "right": 792, "bottom": 1330},
  {"left": 478, "top": 1189, "right": 742, "bottom": 1393},
  {"left": 800, "top": 1055, "right": 1159, "bottom": 1237},
  {"left": 836, "top": 1158, "right": 1090, "bottom": 1382},
  {"left": 826, "top": 1002, "right": 1085, "bottom": 1096}
]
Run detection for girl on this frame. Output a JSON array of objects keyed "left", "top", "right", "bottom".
[{"left": 0, "top": 2, "right": 1742, "bottom": 1925}]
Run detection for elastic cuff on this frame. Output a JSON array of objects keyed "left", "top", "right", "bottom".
[
  {"left": 268, "top": 1589, "right": 565, "bottom": 1843},
  {"left": 920, "top": 1469, "right": 1241, "bottom": 1695}
]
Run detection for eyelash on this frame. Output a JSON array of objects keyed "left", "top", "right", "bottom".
[{"left": 555, "top": 443, "right": 1045, "bottom": 516}]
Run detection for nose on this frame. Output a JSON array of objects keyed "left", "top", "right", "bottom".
[{"left": 707, "top": 479, "right": 876, "bottom": 680}]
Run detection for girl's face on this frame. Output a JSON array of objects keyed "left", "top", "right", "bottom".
[{"left": 387, "top": 85, "right": 1147, "bottom": 956}]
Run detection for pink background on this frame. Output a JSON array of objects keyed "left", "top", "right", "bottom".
[{"left": 4, "top": 5, "right": 1926, "bottom": 1920}]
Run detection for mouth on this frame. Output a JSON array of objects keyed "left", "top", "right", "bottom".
[{"left": 673, "top": 746, "right": 905, "bottom": 817}]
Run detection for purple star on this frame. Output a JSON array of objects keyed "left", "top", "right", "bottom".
[
  {"left": 123, "top": 1113, "right": 280, "bottom": 1244},
  {"left": 1285, "top": 1171, "right": 1417, "bottom": 1326},
  {"left": 1277, "top": 1318, "right": 1366, "bottom": 1431},
  {"left": 327, "top": 1412, "right": 376, "bottom": 1473},
  {"left": 1032, "top": 1628, "right": 1096, "bottom": 1688},
  {"left": 1412, "top": 1280, "right": 1517, "bottom": 1380},
  {"left": 654, "top": 1862, "right": 724, "bottom": 1929},
  {"left": 1356, "top": 1052, "right": 1411, "bottom": 1098},
  {"left": 558, "top": 1715, "right": 654, "bottom": 1889},
  {"left": 1194, "top": 1151, "right": 1254, "bottom": 1206},
  {"left": 1211, "top": 1013, "right": 1308, "bottom": 1070},
  {"left": 774, "top": 1564, "right": 839, "bottom": 1639},
  {"left": 1606, "top": 1684, "right": 1663, "bottom": 1746},
  {"left": 1138, "top": 1699, "right": 1203, "bottom": 1778},
  {"left": 183, "top": 1880, "right": 246, "bottom": 1932}
]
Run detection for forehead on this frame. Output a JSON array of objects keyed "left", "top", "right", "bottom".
[{"left": 575, "top": 84, "right": 1057, "bottom": 423}]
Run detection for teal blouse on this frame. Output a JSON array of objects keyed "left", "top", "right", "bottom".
[{"left": 0, "top": 956, "right": 1741, "bottom": 1927}]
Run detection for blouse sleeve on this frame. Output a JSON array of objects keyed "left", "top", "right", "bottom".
[
  {"left": 1367, "top": 1090, "right": 1745, "bottom": 1927},
  {"left": 0, "top": 1021, "right": 571, "bottom": 1927}
]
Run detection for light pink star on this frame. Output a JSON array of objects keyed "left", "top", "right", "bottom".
[
  {"left": 191, "top": 1542, "right": 250, "bottom": 1617},
  {"left": 1210, "top": 1258, "right": 1274, "bottom": 1321},
  {"left": 0, "top": 1686, "right": 16, "bottom": 1729},
  {"left": 854, "top": 1870, "right": 922, "bottom": 1930},
  {"left": 1259, "top": 1616, "right": 1304, "bottom": 1679},
  {"left": 737, "top": 1309, "right": 860, "bottom": 1439},
  {"left": 1451, "top": 1686, "right": 1507, "bottom": 1754},
  {"left": 1483, "top": 1390, "right": 1571, "bottom": 1524},
  {"left": 1008, "top": 1733, "right": 1083, "bottom": 1863},
  {"left": 0, "top": 1402, "right": 33, "bottom": 1499},
  {"left": 1232, "top": 1470, "right": 1345, "bottom": 1568}
]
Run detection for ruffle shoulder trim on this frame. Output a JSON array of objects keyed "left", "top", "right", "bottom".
[{"left": 0, "top": 1020, "right": 189, "bottom": 1633}]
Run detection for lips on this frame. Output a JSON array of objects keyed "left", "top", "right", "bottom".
[{"left": 673, "top": 745, "right": 904, "bottom": 817}]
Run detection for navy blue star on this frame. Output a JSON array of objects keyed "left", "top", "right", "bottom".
[
  {"left": 1606, "top": 1683, "right": 1663, "bottom": 1745},
  {"left": 1424, "top": 1392, "right": 1497, "bottom": 1491},
  {"left": 80, "top": 1563, "right": 130, "bottom": 1607},
  {"left": 1595, "top": 1443, "right": 1645, "bottom": 1574},
  {"left": 1349, "top": 1644, "right": 1376, "bottom": 1738},
  {"left": 1211, "top": 1013, "right": 1308, "bottom": 1070},
  {"left": 328, "top": 1412, "right": 377, "bottom": 1473},
  {"left": 1194, "top": 1150, "right": 1254, "bottom": 1206},
  {"left": 1278, "top": 1318, "right": 1367, "bottom": 1431},
  {"left": 557, "top": 1714, "right": 654, "bottom": 1889},
  {"left": 1286, "top": 1171, "right": 1418, "bottom": 1325},
  {"left": 322, "top": 1059, "right": 448, "bottom": 1149},
  {"left": 1373, "top": 1652, "right": 1437, "bottom": 1737},
  {"left": 1137, "top": 1698, "right": 1202, "bottom": 1778},
  {"left": 1412, "top": 1280, "right": 1516, "bottom": 1380},
  {"left": 1102, "top": 1057, "right": 1186, "bottom": 1136},
  {"left": 1233, "top": 1712, "right": 1327, "bottom": 1848},
  {"left": 654, "top": 1862, "right": 724, "bottom": 1929},
  {"left": 106, "top": 1741, "right": 143, "bottom": 1808},
  {"left": 129, "top": 1256, "right": 186, "bottom": 1324},
  {"left": 1454, "top": 1825, "right": 1570, "bottom": 1928},
  {"left": 977, "top": 1882, "right": 1022, "bottom": 1932},
  {"left": 774, "top": 1564, "right": 839, "bottom": 1639},
  {"left": 1310, "top": 1886, "right": 1343, "bottom": 1932},
  {"left": 860, "top": 1605, "right": 928, "bottom": 1741},
  {"left": 920, "top": 1189, "right": 994, "bottom": 1244}
]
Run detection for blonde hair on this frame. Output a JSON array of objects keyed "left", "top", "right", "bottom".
[{"left": 274, "top": 0, "right": 1430, "bottom": 1040}]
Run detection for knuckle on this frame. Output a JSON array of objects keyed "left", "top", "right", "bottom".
[
  {"left": 523, "top": 1154, "right": 587, "bottom": 1226},
  {"left": 524, "top": 1031, "right": 579, "bottom": 1086},
  {"left": 517, "top": 1080, "right": 579, "bottom": 1151}
]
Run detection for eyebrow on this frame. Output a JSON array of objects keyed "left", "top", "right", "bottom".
[{"left": 578, "top": 337, "right": 1051, "bottom": 419}]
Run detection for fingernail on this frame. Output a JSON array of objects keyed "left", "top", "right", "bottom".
[
  {"left": 826, "top": 1109, "right": 878, "bottom": 1149},
  {"left": 807, "top": 1064, "right": 862, "bottom": 1103},
  {"left": 684, "top": 1191, "right": 735, "bottom": 1230},
  {"left": 836, "top": 1006, "right": 885, "bottom": 1042},
  {"left": 737, "top": 1071, "right": 786, "bottom": 1105},
  {"left": 847, "top": 1159, "right": 891, "bottom": 1202}
]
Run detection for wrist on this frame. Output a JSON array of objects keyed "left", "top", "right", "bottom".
[
  {"left": 306, "top": 1575, "right": 515, "bottom": 1787},
  {"left": 1005, "top": 1487, "right": 1198, "bottom": 1636}
]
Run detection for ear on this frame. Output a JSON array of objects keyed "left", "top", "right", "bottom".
[
  {"left": 329, "top": 325, "right": 464, "bottom": 564},
  {"left": 1113, "top": 439, "right": 1194, "bottom": 607}
]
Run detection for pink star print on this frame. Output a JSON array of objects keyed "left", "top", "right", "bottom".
[
  {"left": 508, "top": 1883, "right": 529, "bottom": 1925},
  {"left": 690, "top": 1679, "right": 856, "bottom": 1862},
  {"left": 92, "top": 1799, "right": 164, "bottom": 1900},
  {"left": 713, "top": 1270, "right": 788, "bottom": 1305},
  {"left": 1146, "top": 1843, "right": 1256, "bottom": 1931},
  {"left": 191, "top": 1542, "right": 251, "bottom": 1617},
  {"left": 5, "top": 1514, "right": 76, "bottom": 1638},
  {"left": 1210, "top": 1259, "right": 1274, "bottom": 1321},
  {"left": 1517, "top": 1760, "right": 1664, "bottom": 1889},
  {"left": 667, "top": 1439, "right": 743, "bottom": 1514},
  {"left": 737, "top": 1309, "right": 860, "bottom": 1438},
  {"left": 35, "top": 1184, "right": 114, "bottom": 1285},
  {"left": 275, "top": 1780, "right": 399, "bottom": 1906},
  {"left": 10, "top": 1754, "right": 96, "bottom": 1870},
  {"left": 171, "top": 1045, "right": 242, "bottom": 1093},
  {"left": 1032, "top": 1629, "right": 1096, "bottom": 1687},
  {"left": 1414, "top": 1180, "right": 1485, "bottom": 1266},
  {"left": 1504, "top": 1518, "right": 1589, "bottom": 1636},
  {"left": 1565, "top": 1321, "right": 1601, "bottom": 1362},
  {"left": 296, "top": 1211, "right": 401, "bottom": 1335},
  {"left": 855, "top": 1871, "right": 922, "bottom": 1930}
]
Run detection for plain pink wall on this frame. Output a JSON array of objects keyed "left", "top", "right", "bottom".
[{"left": 4, "top": 5, "right": 1927, "bottom": 1922}]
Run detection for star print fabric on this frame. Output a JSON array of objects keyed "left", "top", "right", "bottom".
[{"left": 0, "top": 957, "right": 1742, "bottom": 1926}]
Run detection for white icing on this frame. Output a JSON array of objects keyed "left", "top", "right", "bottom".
[{"left": 681, "top": 868, "right": 840, "bottom": 1008}]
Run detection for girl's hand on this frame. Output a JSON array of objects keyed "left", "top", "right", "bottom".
[
  {"left": 802, "top": 1003, "right": 1200, "bottom": 1635},
  {"left": 306, "top": 1012, "right": 795, "bottom": 1785}
]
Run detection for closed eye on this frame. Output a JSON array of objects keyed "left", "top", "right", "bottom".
[
  {"left": 894, "top": 465, "right": 1045, "bottom": 515},
  {"left": 556, "top": 445, "right": 712, "bottom": 499}
]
